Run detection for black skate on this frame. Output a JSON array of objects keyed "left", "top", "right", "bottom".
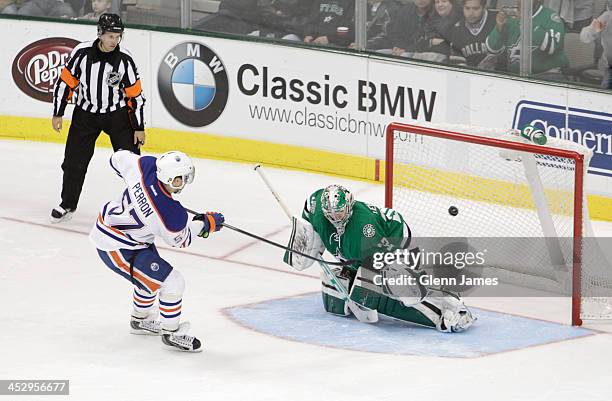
[
  {"left": 130, "top": 316, "right": 161, "bottom": 336},
  {"left": 50, "top": 206, "right": 74, "bottom": 223},
  {"left": 161, "top": 323, "right": 202, "bottom": 353}
]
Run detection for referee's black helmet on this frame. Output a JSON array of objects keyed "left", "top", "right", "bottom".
[{"left": 98, "top": 13, "right": 124, "bottom": 36}]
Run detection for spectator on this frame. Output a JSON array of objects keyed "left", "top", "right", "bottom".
[
  {"left": 80, "top": 0, "right": 111, "bottom": 20},
  {"left": 193, "top": 0, "right": 260, "bottom": 35},
  {"left": 580, "top": 0, "right": 612, "bottom": 88},
  {"left": 248, "top": 0, "right": 313, "bottom": 41},
  {"left": 418, "top": 0, "right": 462, "bottom": 62},
  {"left": 486, "top": 0, "right": 569, "bottom": 78},
  {"left": 0, "top": 0, "right": 23, "bottom": 13},
  {"left": 379, "top": 0, "right": 435, "bottom": 58},
  {"left": 450, "top": 0, "right": 498, "bottom": 68},
  {"left": 303, "top": 0, "right": 356, "bottom": 47},
  {"left": 545, "top": 0, "right": 594, "bottom": 32},
  {"left": 360, "top": 0, "right": 407, "bottom": 50},
  {"left": 17, "top": 0, "right": 83, "bottom": 17}
]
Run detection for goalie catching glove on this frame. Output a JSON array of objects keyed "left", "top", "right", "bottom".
[
  {"left": 283, "top": 216, "right": 325, "bottom": 271},
  {"left": 192, "top": 212, "right": 224, "bottom": 238}
]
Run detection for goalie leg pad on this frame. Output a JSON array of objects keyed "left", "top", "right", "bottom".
[
  {"left": 354, "top": 262, "right": 428, "bottom": 307},
  {"left": 320, "top": 267, "right": 350, "bottom": 316},
  {"left": 419, "top": 288, "right": 476, "bottom": 333},
  {"left": 350, "top": 283, "right": 436, "bottom": 328},
  {"left": 284, "top": 216, "right": 325, "bottom": 271},
  {"left": 349, "top": 267, "right": 436, "bottom": 328},
  {"left": 379, "top": 262, "right": 428, "bottom": 306}
]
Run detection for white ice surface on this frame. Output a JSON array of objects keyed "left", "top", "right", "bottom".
[{"left": 1, "top": 140, "right": 611, "bottom": 401}]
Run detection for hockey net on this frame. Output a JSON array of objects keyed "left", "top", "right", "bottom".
[{"left": 385, "top": 123, "right": 612, "bottom": 325}]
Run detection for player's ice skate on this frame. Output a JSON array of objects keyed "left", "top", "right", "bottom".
[
  {"left": 161, "top": 322, "right": 202, "bottom": 353},
  {"left": 130, "top": 315, "right": 162, "bottom": 336},
  {"left": 50, "top": 206, "right": 73, "bottom": 223}
]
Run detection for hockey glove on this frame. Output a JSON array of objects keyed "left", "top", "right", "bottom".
[
  {"left": 193, "top": 212, "right": 224, "bottom": 238},
  {"left": 283, "top": 216, "right": 325, "bottom": 271}
]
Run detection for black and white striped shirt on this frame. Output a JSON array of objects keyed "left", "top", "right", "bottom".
[{"left": 53, "top": 39, "right": 146, "bottom": 130}]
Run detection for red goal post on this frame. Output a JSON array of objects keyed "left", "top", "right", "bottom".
[{"left": 384, "top": 123, "right": 592, "bottom": 325}]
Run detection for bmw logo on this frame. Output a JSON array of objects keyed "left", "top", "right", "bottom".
[{"left": 158, "top": 42, "right": 229, "bottom": 127}]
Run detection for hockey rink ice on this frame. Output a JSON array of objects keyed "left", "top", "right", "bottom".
[{"left": 1, "top": 139, "right": 612, "bottom": 401}]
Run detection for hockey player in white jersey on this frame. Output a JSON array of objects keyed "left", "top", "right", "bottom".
[{"left": 89, "top": 149, "right": 224, "bottom": 352}]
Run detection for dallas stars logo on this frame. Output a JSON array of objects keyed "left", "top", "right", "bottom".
[{"left": 363, "top": 224, "right": 376, "bottom": 238}]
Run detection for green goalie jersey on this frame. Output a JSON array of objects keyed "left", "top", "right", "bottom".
[
  {"left": 303, "top": 189, "right": 409, "bottom": 272},
  {"left": 485, "top": 6, "right": 569, "bottom": 74}
]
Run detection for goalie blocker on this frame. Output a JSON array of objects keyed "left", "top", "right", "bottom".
[{"left": 283, "top": 188, "right": 476, "bottom": 334}]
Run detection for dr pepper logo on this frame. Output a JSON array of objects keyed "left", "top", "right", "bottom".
[{"left": 12, "top": 37, "right": 80, "bottom": 103}]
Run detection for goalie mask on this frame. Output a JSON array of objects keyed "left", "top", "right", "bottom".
[
  {"left": 156, "top": 151, "right": 195, "bottom": 193},
  {"left": 321, "top": 185, "right": 355, "bottom": 235}
]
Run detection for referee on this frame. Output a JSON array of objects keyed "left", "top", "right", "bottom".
[{"left": 51, "top": 13, "right": 146, "bottom": 223}]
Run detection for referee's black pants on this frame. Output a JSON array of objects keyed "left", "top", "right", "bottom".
[{"left": 59, "top": 106, "right": 140, "bottom": 211}]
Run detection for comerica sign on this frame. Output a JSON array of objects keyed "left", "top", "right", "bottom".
[{"left": 513, "top": 101, "right": 612, "bottom": 177}]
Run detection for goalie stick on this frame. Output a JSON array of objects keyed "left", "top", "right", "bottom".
[
  {"left": 183, "top": 208, "right": 357, "bottom": 267},
  {"left": 253, "top": 164, "right": 379, "bottom": 323}
]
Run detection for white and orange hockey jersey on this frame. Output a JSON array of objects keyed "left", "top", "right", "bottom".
[{"left": 89, "top": 150, "right": 203, "bottom": 251}]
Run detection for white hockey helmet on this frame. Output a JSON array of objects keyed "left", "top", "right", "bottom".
[
  {"left": 321, "top": 185, "right": 355, "bottom": 235},
  {"left": 156, "top": 151, "right": 195, "bottom": 192}
]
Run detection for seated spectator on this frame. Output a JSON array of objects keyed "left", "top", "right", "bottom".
[
  {"left": 387, "top": 0, "right": 456, "bottom": 62},
  {"left": 580, "top": 0, "right": 612, "bottom": 88},
  {"left": 17, "top": 0, "right": 83, "bottom": 17},
  {"left": 248, "top": 0, "right": 313, "bottom": 41},
  {"left": 81, "top": 0, "right": 118, "bottom": 14},
  {"left": 1, "top": 0, "right": 23, "bottom": 13},
  {"left": 545, "top": 0, "right": 594, "bottom": 32},
  {"left": 360, "top": 0, "right": 407, "bottom": 50},
  {"left": 419, "top": 0, "right": 462, "bottom": 62},
  {"left": 450, "top": 0, "right": 498, "bottom": 68},
  {"left": 302, "top": 0, "right": 355, "bottom": 47},
  {"left": 486, "top": 0, "right": 569, "bottom": 78},
  {"left": 194, "top": 0, "right": 260, "bottom": 35},
  {"left": 379, "top": 0, "right": 435, "bottom": 58},
  {"left": 79, "top": 0, "right": 111, "bottom": 20}
]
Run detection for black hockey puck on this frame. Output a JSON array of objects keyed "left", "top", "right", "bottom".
[{"left": 448, "top": 206, "right": 458, "bottom": 216}]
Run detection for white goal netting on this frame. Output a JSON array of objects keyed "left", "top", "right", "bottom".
[{"left": 386, "top": 123, "right": 612, "bottom": 324}]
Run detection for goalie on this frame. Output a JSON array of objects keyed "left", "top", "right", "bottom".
[{"left": 284, "top": 185, "right": 476, "bottom": 333}]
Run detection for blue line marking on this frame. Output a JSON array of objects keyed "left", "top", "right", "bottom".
[{"left": 224, "top": 293, "right": 595, "bottom": 358}]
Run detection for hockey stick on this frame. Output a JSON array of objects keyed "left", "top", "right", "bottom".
[
  {"left": 183, "top": 208, "right": 356, "bottom": 267},
  {"left": 253, "top": 164, "right": 378, "bottom": 323},
  {"left": 254, "top": 164, "right": 293, "bottom": 218}
]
